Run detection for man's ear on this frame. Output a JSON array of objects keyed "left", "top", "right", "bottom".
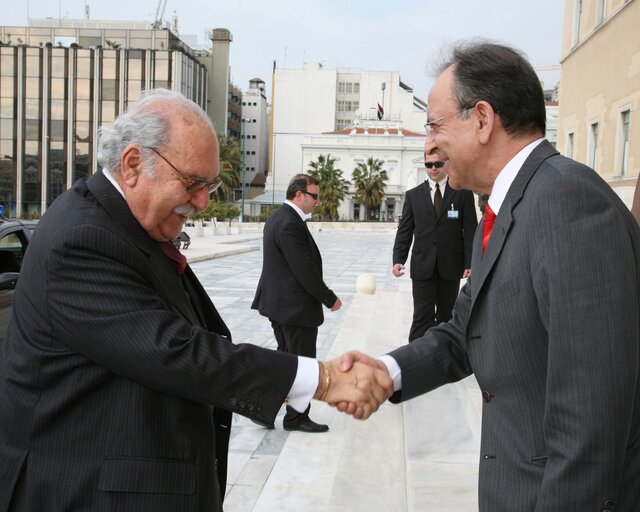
[
  {"left": 474, "top": 101, "right": 496, "bottom": 145},
  {"left": 120, "top": 144, "right": 143, "bottom": 186}
]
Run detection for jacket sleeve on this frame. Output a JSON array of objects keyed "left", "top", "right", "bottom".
[
  {"left": 278, "top": 219, "right": 337, "bottom": 308},
  {"left": 46, "top": 224, "right": 298, "bottom": 424},
  {"left": 392, "top": 192, "right": 415, "bottom": 265}
]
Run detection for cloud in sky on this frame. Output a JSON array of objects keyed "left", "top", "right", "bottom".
[{"left": 3, "top": 0, "right": 564, "bottom": 98}]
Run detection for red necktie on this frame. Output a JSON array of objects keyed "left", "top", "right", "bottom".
[
  {"left": 482, "top": 203, "right": 496, "bottom": 254},
  {"left": 158, "top": 241, "right": 187, "bottom": 273}
]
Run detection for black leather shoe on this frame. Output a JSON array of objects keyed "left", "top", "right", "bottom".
[
  {"left": 283, "top": 417, "right": 329, "bottom": 433},
  {"left": 251, "top": 418, "right": 275, "bottom": 429}
]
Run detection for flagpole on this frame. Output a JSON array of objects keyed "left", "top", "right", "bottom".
[{"left": 381, "top": 82, "right": 386, "bottom": 120}]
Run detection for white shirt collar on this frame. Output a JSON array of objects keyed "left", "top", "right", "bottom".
[
  {"left": 285, "top": 200, "right": 309, "bottom": 221},
  {"left": 427, "top": 175, "right": 448, "bottom": 190},
  {"left": 488, "top": 138, "right": 544, "bottom": 214},
  {"left": 102, "top": 168, "right": 125, "bottom": 198}
]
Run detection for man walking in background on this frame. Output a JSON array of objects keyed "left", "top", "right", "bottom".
[
  {"left": 392, "top": 154, "right": 477, "bottom": 342},
  {"left": 252, "top": 174, "right": 342, "bottom": 433}
]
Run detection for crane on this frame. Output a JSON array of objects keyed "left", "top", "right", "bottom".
[{"left": 152, "top": 0, "right": 167, "bottom": 29}]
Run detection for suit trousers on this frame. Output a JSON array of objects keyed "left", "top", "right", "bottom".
[
  {"left": 270, "top": 321, "right": 318, "bottom": 425},
  {"left": 409, "top": 273, "right": 460, "bottom": 342}
]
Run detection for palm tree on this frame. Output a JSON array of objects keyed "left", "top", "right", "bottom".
[
  {"left": 214, "top": 135, "right": 242, "bottom": 201},
  {"left": 308, "top": 154, "right": 349, "bottom": 221},
  {"left": 352, "top": 157, "right": 388, "bottom": 220}
]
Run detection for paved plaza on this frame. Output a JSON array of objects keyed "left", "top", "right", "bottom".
[{"left": 187, "top": 228, "right": 481, "bottom": 512}]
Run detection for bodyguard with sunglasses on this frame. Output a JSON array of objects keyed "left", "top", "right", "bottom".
[
  {"left": 252, "top": 174, "right": 342, "bottom": 433},
  {"left": 0, "top": 91, "right": 392, "bottom": 511},
  {"left": 392, "top": 153, "right": 477, "bottom": 341}
]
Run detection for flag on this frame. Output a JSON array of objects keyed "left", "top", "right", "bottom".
[{"left": 377, "top": 103, "right": 384, "bottom": 120}]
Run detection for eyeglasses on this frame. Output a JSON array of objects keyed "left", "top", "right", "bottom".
[
  {"left": 147, "top": 147, "right": 222, "bottom": 194},
  {"left": 424, "top": 106, "right": 474, "bottom": 134},
  {"left": 302, "top": 190, "right": 319, "bottom": 200},
  {"left": 424, "top": 161, "right": 446, "bottom": 169}
]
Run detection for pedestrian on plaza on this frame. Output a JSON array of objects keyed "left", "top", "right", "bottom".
[
  {"left": 0, "top": 89, "right": 393, "bottom": 511},
  {"left": 340, "top": 40, "right": 640, "bottom": 510},
  {"left": 252, "top": 174, "right": 342, "bottom": 433},
  {"left": 392, "top": 153, "right": 477, "bottom": 342}
]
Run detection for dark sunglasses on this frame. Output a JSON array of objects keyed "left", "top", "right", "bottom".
[
  {"left": 302, "top": 190, "right": 319, "bottom": 200},
  {"left": 424, "top": 161, "right": 446, "bottom": 169}
]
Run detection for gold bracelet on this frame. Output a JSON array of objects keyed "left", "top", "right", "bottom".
[{"left": 318, "top": 362, "right": 331, "bottom": 401}]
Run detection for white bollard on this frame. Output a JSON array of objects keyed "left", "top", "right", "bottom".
[{"left": 356, "top": 273, "right": 377, "bottom": 295}]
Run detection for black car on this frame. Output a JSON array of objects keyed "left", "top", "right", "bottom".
[{"left": 0, "top": 219, "right": 37, "bottom": 348}]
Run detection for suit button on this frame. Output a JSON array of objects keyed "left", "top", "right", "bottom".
[
  {"left": 239, "top": 401, "right": 246, "bottom": 409},
  {"left": 230, "top": 397, "right": 238, "bottom": 406},
  {"left": 482, "top": 390, "right": 492, "bottom": 402}
]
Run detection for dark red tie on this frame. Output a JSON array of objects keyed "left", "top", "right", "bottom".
[
  {"left": 482, "top": 203, "right": 496, "bottom": 254},
  {"left": 158, "top": 241, "right": 187, "bottom": 273}
]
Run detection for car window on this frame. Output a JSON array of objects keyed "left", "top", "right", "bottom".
[{"left": 0, "top": 232, "right": 27, "bottom": 274}]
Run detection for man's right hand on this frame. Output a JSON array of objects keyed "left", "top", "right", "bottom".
[{"left": 392, "top": 263, "right": 405, "bottom": 277}]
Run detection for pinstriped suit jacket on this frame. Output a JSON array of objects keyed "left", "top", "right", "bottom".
[
  {"left": 0, "top": 171, "right": 297, "bottom": 511},
  {"left": 389, "top": 140, "right": 640, "bottom": 511}
]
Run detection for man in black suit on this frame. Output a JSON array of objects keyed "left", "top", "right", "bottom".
[
  {"left": 392, "top": 154, "right": 477, "bottom": 341},
  {"left": 0, "top": 90, "right": 392, "bottom": 511},
  {"left": 252, "top": 174, "right": 342, "bottom": 433}
]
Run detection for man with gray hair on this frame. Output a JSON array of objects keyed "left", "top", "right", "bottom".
[
  {"left": 341, "top": 40, "right": 640, "bottom": 511},
  {"left": 0, "top": 89, "right": 392, "bottom": 511}
]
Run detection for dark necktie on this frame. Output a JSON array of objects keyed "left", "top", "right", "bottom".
[
  {"left": 482, "top": 203, "right": 496, "bottom": 254},
  {"left": 433, "top": 183, "right": 442, "bottom": 215},
  {"left": 158, "top": 241, "right": 187, "bottom": 273}
]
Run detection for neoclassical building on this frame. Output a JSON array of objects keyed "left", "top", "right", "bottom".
[
  {"left": 301, "top": 119, "right": 426, "bottom": 221},
  {"left": 557, "top": 0, "right": 639, "bottom": 206}
]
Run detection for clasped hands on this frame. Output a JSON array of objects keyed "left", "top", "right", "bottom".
[{"left": 314, "top": 351, "right": 393, "bottom": 420}]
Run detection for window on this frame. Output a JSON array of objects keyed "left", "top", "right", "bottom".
[
  {"left": 618, "top": 110, "right": 631, "bottom": 176},
  {"left": 588, "top": 121, "right": 598, "bottom": 171},
  {"left": 572, "top": 0, "right": 583, "bottom": 47},
  {"left": 566, "top": 131, "right": 575, "bottom": 159},
  {"left": 596, "top": 0, "right": 606, "bottom": 25}
]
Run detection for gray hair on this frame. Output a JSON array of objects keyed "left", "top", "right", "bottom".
[
  {"left": 432, "top": 39, "right": 546, "bottom": 137},
  {"left": 97, "top": 89, "right": 215, "bottom": 176}
]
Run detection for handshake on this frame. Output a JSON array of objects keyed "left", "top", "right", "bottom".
[{"left": 313, "top": 351, "right": 393, "bottom": 420}]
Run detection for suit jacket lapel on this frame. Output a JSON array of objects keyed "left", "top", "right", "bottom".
[
  {"left": 86, "top": 171, "right": 199, "bottom": 324},
  {"left": 470, "top": 140, "right": 559, "bottom": 308}
]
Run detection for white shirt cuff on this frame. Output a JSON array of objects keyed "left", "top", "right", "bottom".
[
  {"left": 286, "top": 356, "right": 319, "bottom": 412},
  {"left": 378, "top": 355, "right": 402, "bottom": 392}
]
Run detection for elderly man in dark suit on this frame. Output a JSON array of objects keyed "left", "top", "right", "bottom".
[
  {"left": 0, "top": 90, "right": 392, "bottom": 512},
  {"left": 252, "top": 174, "right": 342, "bottom": 433},
  {"left": 393, "top": 154, "right": 477, "bottom": 341},
  {"left": 341, "top": 41, "right": 640, "bottom": 511}
]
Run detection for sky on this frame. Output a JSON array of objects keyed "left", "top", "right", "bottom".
[{"left": 2, "top": 0, "right": 565, "bottom": 99}]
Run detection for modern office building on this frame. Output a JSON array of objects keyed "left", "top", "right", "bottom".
[
  {"left": 0, "top": 19, "right": 209, "bottom": 217},
  {"left": 241, "top": 79, "right": 268, "bottom": 177},
  {"left": 557, "top": 0, "right": 639, "bottom": 206}
]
